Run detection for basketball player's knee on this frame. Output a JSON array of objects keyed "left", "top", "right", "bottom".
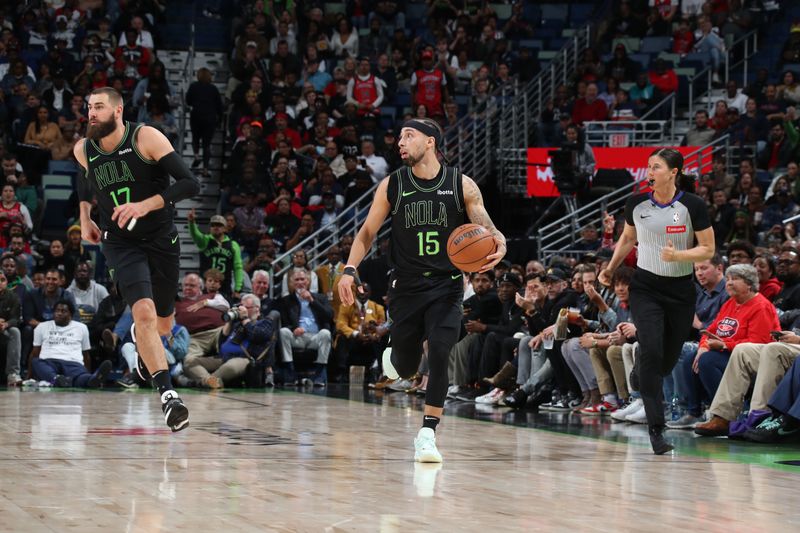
[{"left": 427, "top": 340, "right": 450, "bottom": 369}]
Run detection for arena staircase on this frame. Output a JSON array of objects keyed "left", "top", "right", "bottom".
[{"left": 157, "top": 2, "right": 230, "bottom": 279}]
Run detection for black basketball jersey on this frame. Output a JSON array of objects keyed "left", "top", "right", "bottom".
[
  {"left": 199, "top": 239, "right": 236, "bottom": 292},
  {"left": 386, "top": 165, "right": 466, "bottom": 276},
  {"left": 83, "top": 121, "right": 174, "bottom": 239}
]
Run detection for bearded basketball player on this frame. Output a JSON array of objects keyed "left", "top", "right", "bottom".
[
  {"left": 73, "top": 87, "right": 199, "bottom": 431},
  {"left": 339, "top": 118, "right": 506, "bottom": 462}
]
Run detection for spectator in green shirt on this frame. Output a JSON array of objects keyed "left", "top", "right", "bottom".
[{"left": 188, "top": 209, "right": 244, "bottom": 300}]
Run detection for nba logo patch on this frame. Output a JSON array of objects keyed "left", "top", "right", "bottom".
[{"left": 673, "top": 212, "right": 680, "bottom": 223}]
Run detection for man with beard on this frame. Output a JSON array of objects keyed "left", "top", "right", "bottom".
[
  {"left": 526, "top": 267, "right": 581, "bottom": 411},
  {"left": 72, "top": 87, "right": 199, "bottom": 432},
  {"left": 338, "top": 118, "right": 506, "bottom": 463},
  {"left": 773, "top": 248, "right": 800, "bottom": 315}
]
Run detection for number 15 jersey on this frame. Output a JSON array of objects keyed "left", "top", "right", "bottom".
[
  {"left": 83, "top": 122, "right": 174, "bottom": 239},
  {"left": 386, "top": 165, "right": 466, "bottom": 276}
]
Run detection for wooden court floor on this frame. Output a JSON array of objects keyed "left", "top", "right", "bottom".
[{"left": 1, "top": 386, "right": 799, "bottom": 532}]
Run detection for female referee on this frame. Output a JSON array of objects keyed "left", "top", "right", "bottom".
[{"left": 599, "top": 148, "right": 714, "bottom": 454}]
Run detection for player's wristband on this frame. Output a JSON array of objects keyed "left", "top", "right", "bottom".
[{"left": 343, "top": 265, "right": 361, "bottom": 284}]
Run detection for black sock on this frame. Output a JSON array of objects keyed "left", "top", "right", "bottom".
[
  {"left": 151, "top": 370, "right": 173, "bottom": 397},
  {"left": 423, "top": 415, "right": 440, "bottom": 432}
]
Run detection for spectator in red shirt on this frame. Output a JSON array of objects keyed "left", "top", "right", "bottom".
[
  {"left": 266, "top": 113, "right": 302, "bottom": 150},
  {"left": 648, "top": 59, "right": 678, "bottom": 95},
  {"left": 673, "top": 19, "right": 695, "bottom": 55},
  {"left": 571, "top": 83, "right": 608, "bottom": 126},
  {"left": 113, "top": 29, "right": 151, "bottom": 80}
]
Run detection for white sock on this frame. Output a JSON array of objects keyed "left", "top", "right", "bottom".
[{"left": 603, "top": 393, "right": 617, "bottom": 404}]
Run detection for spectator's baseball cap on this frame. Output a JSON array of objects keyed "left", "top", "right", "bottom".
[
  {"left": 56, "top": 15, "right": 68, "bottom": 23},
  {"left": 246, "top": 41, "right": 257, "bottom": 48},
  {"left": 384, "top": 128, "right": 395, "bottom": 136},
  {"left": 421, "top": 50, "right": 434, "bottom": 60},
  {"left": 210, "top": 215, "right": 226, "bottom": 226},
  {"left": 67, "top": 224, "right": 81, "bottom": 236},
  {"left": 250, "top": 120, "right": 263, "bottom": 128},
  {"left": 275, "top": 112, "right": 289, "bottom": 120},
  {"left": 545, "top": 267, "right": 568, "bottom": 282},
  {"left": 498, "top": 272, "right": 522, "bottom": 288}
]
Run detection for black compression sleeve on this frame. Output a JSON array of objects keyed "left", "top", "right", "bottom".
[
  {"left": 77, "top": 168, "right": 94, "bottom": 203},
  {"left": 157, "top": 151, "right": 201, "bottom": 207}
]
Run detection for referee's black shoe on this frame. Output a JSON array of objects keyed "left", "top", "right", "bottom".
[{"left": 161, "top": 390, "right": 189, "bottom": 432}]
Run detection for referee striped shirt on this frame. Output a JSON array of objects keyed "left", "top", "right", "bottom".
[{"left": 624, "top": 191, "right": 711, "bottom": 277}]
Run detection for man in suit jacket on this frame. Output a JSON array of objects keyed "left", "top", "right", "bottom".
[
  {"left": 333, "top": 282, "right": 387, "bottom": 382},
  {"left": 314, "top": 244, "right": 345, "bottom": 318},
  {"left": 277, "top": 268, "right": 334, "bottom": 386}
]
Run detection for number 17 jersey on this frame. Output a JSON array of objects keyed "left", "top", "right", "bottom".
[
  {"left": 83, "top": 121, "right": 174, "bottom": 239},
  {"left": 386, "top": 165, "right": 466, "bottom": 276}
]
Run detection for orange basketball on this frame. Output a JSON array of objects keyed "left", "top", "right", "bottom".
[{"left": 447, "top": 223, "right": 496, "bottom": 272}]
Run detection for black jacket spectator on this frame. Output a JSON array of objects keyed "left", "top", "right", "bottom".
[{"left": 276, "top": 291, "right": 334, "bottom": 333}]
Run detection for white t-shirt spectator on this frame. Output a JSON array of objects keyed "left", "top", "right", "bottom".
[
  {"left": 332, "top": 31, "right": 359, "bottom": 58},
  {"left": 363, "top": 153, "right": 388, "bottom": 183},
  {"left": 118, "top": 30, "right": 155, "bottom": 50},
  {"left": 34, "top": 320, "right": 90, "bottom": 364},
  {"left": 711, "top": 90, "right": 749, "bottom": 116},
  {"left": 269, "top": 32, "right": 298, "bottom": 55}
]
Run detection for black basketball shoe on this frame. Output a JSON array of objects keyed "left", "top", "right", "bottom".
[{"left": 161, "top": 390, "right": 189, "bottom": 432}]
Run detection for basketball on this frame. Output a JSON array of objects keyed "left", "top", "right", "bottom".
[{"left": 447, "top": 223, "right": 496, "bottom": 272}]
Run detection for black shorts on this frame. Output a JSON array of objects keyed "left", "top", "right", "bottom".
[
  {"left": 101, "top": 227, "right": 180, "bottom": 317},
  {"left": 387, "top": 273, "right": 463, "bottom": 357}
]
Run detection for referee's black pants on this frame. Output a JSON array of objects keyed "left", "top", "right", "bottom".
[{"left": 629, "top": 269, "right": 695, "bottom": 430}]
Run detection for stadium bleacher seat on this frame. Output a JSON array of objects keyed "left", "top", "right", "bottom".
[
  {"left": 630, "top": 53, "right": 651, "bottom": 69},
  {"left": 41, "top": 187, "right": 72, "bottom": 233},
  {"left": 489, "top": 3, "right": 512, "bottom": 21},
  {"left": 518, "top": 39, "right": 543, "bottom": 51},
  {"left": 640, "top": 37, "right": 672, "bottom": 55},
  {"left": 47, "top": 160, "right": 78, "bottom": 176},
  {"left": 522, "top": 4, "right": 541, "bottom": 25},
  {"left": 569, "top": 4, "right": 594, "bottom": 24},
  {"left": 394, "top": 93, "right": 411, "bottom": 108},
  {"left": 407, "top": 3, "right": 427, "bottom": 22},
  {"left": 42, "top": 174, "right": 73, "bottom": 189},
  {"left": 612, "top": 37, "right": 640, "bottom": 53},
  {"left": 541, "top": 3, "right": 568, "bottom": 22},
  {"left": 657, "top": 52, "right": 680, "bottom": 66},
  {"left": 325, "top": 3, "right": 346, "bottom": 14}
]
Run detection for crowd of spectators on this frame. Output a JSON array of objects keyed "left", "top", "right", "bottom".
[
  {"left": 217, "top": 0, "right": 537, "bottom": 256},
  {"left": 3, "top": 2, "right": 800, "bottom": 447}
]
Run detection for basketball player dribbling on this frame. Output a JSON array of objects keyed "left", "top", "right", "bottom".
[
  {"left": 73, "top": 87, "right": 199, "bottom": 432},
  {"left": 339, "top": 118, "right": 506, "bottom": 462}
]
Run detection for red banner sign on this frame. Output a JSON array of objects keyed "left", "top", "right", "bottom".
[{"left": 526, "top": 146, "right": 712, "bottom": 197}]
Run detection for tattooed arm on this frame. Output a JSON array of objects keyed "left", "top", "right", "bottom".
[{"left": 463, "top": 175, "right": 507, "bottom": 272}]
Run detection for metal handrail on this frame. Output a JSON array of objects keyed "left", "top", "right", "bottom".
[
  {"left": 725, "top": 29, "right": 759, "bottom": 86},
  {"left": 535, "top": 135, "right": 731, "bottom": 261},
  {"left": 176, "top": 22, "right": 196, "bottom": 155},
  {"left": 583, "top": 120, "right": 669, "bottom": 146},
  {"left": 446, "top": 24, "right": 593, "bottom": 184},
  {"left": 688, "top": 29, "right": 758, "bottom": 119},
  {"left": 268, "top": 182, "right": 386, "bottom": 297}
]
